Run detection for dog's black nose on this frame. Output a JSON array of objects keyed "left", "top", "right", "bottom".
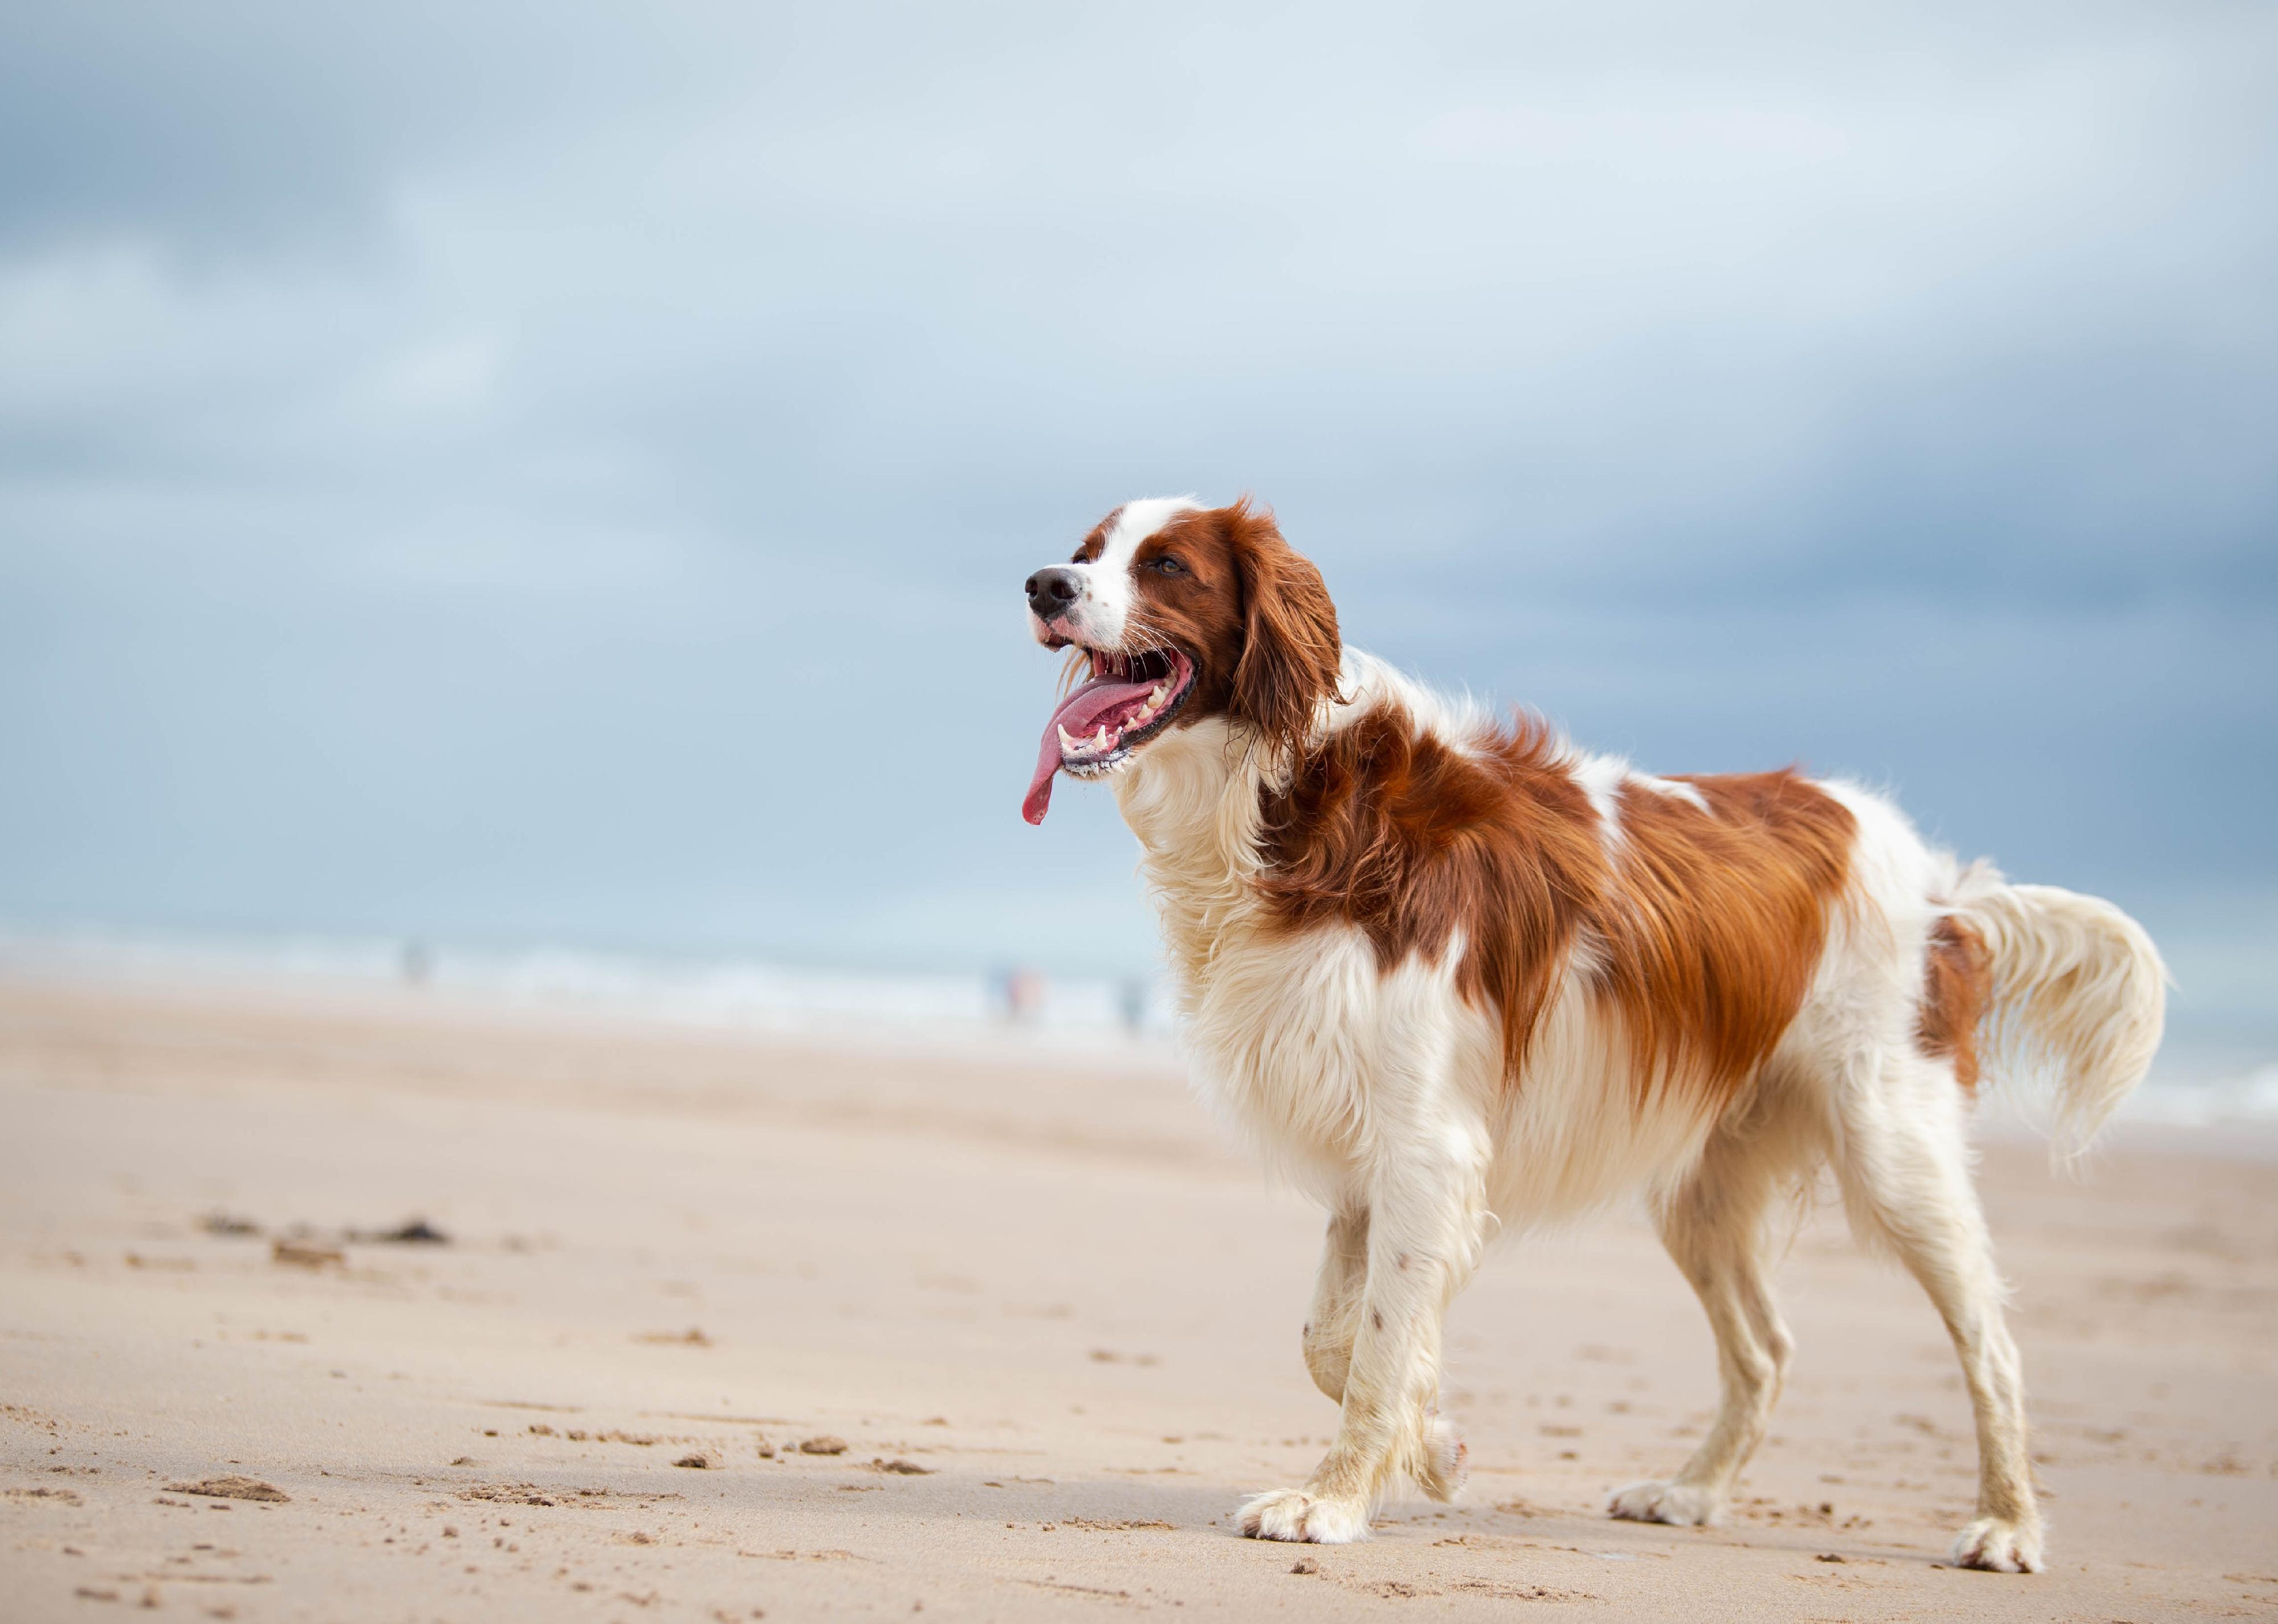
[{"left": 1025, "top": 566, "right": 1081, "bottom": 618}]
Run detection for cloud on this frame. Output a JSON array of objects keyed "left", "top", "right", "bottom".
[{"left": 0, "top": 1, "right": 2271, "bottom": 1024}]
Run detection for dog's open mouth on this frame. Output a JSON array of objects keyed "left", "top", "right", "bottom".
[{"left": 1022, "top": 646, "right": 1195, "bottom": 824}]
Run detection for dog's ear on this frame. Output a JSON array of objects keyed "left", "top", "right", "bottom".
[{"left": 1225, "top": 499, "right": 1340, "bottom": 762}]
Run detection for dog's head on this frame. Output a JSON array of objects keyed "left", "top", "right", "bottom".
[{"left": 1021, "top": 496, "right": 1340, "bottom": 823}]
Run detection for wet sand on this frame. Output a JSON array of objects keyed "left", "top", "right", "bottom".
[{"left": 1, "top": 972, "right": 2273, "bottom": 1621}]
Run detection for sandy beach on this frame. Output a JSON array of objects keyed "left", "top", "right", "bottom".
[{"left": 2, "top": 970, "right": 2273, "bottom": 1623}]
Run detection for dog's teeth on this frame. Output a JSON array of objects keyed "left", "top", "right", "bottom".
[
  {"left": 1058, "top": 725, "right": 1080, "bottom": 751},
  {"left": 1094, "top": 725, "right": 1111, "bottom": 750},
  {"left": 1151, "top": 685, "right": 1166, "bottom": 704}
]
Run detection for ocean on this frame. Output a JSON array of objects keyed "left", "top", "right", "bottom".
[{"left": 5, "top": 924, "right": 2271, "bottom": 1128}]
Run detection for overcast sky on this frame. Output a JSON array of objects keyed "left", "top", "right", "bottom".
[{"left": 2, "top": 3, "right": 2272, "bottom": 1043}]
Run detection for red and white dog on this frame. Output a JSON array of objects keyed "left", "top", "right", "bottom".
[{"left": 1021, "top": 497, "right": 2166, "bottom": 1570}]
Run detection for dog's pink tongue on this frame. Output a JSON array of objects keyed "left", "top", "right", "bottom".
[
  {"left": 1021, "top": 675, "right": 1157, "bottom": 825},
  {"left": 1021, "top": 731, "right": 1063, "bottom": 825}
]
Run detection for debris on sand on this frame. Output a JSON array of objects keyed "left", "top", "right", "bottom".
[
  {"left": 634, "top": 1328, "right": 712, "bottom": 1346},
  {"left": 1061, "top": 1517, "right": 1172, "bottom": 1531},
  {"left": 1290, "top": 1557, "right": 1319, "bottom": 1575},
  {"left": 270, "top": 1238, "right": 344, "bottom": 1270},
  {"left": 797, "top": 1437, "right": 847, "bottom": 1456},
  {"left": 674, "top": 1454, "right": 715, "bottom": 1470},
  {"left": 168, "top": 1475, "right": 290, "bottom": 1503},
  {"left": 870, "top": 1458, "right": 932, "bottom": 1475},
  {"left": 458, "top": 1483, "right": 683, "bottom": 1508},
  {"left": 246, "top": 1217, "right": 449, "bottom": 1255},
  {"left": 458, "top": 1483, "right": 557, "bottom": 1506}
]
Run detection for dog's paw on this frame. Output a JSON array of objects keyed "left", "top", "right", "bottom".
[
  {"left": 1237, "top": 1488, "right": 1371, "bottom": 1544},
  {"left": 1607, "top": 1479, "right": 1719, "bottom": 1527},
  {"left": 1416, "top": 1414, "right": 1468, "bottom": 1503},
  {"left": 1949, "top": 1516, "right": 2043, "bottom": 1573}
]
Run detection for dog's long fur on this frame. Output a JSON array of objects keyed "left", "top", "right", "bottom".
[{"left": 1022, "top": 498, "right": 2167, "bottom": 1571}]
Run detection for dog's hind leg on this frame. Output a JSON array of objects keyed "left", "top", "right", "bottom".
[
  {"left": 1831, "top": 1044, "right": 2042, "bottom": 1572},
  {"left": 1301, "top": 1206, "right": 1370, "bottom": 1403},
  {"left": 1610, "top": 1084, "right": 1819, "bottom": 1528}
]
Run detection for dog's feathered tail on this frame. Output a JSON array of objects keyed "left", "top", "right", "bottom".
[{"left": 1947, "top": 862, "right": 2169, "bottom": 1158}]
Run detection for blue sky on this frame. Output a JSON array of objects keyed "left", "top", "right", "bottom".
[{"left": 2, "top": 3, "right": 2272, "bottom": 1048}]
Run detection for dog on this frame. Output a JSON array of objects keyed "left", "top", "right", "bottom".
[{"left": 1020, "top": 496, "right": 2166, "bottom": 1571}]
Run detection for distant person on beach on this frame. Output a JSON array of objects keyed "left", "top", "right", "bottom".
[{"left": 996, "top": 966, "right": 1045, "bottom": 1024}]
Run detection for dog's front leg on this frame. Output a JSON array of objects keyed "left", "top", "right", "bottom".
[
  {"left": 1301, "top": 1206, "right": 1370, "bottom": 1402},
  {"left": 1241, "top": 1125, "right": 1489, "bottom": 1543}
]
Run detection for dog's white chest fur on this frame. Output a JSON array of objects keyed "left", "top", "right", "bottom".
[{"left": 1115, "top": 720, "right": 1352, "bottom": 1172}]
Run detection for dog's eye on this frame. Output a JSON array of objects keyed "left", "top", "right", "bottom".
[{"left": 1151, "top": 556, "right": 1187, "bottom": 576}]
